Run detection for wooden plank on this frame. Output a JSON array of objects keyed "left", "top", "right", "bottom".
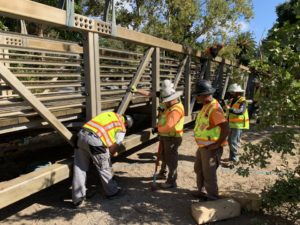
[
  {"left": 184, "top": 56, "right": 192, "bottom": 116},
  {"left": 0, "top": 62, "right": 74, "bottom": 145},
  {"left": 151, "top": 48, "right": 160, "bottom": 127},
  {"left": 221, "top": 69, "right": 231, "bottom": 99},
  {"left": 83, "top": 32, "right": 97, "bottom": 119},
  {"left": 0, "top": 0, "right": 250, "bottom": 72},
  {"left": 117, "top": 47, "right": 154, "bottom": 115},
  {"left": 0, "top": 32, "right": 83, "bottom": 54},
  {"left": 0, "top": 159, "right": 72, "bottom": 209},
  {"left": 174, "top": 56, "right": 188, "bottom": 89},
  {"left": 94, "top": 33, "right": 101, "bottom": 115}
]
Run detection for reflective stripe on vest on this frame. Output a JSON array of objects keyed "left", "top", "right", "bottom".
[
  {"left": 228, "top": 96, "right": 249, "bottom": 129},
  {"left": 158, "top": 102, "right": 184, "bottom": 137},
  {"left": 83, "top": 112, "right": 126, "bottom": 147},
  {"left": 194, "top": 99, "right": 227, "bottom": 147}
]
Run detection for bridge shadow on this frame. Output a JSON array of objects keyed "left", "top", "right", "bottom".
[{"left": 0, "top": 173, "right": 196, "bottom": 224}]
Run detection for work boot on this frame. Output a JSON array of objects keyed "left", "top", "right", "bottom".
[
  {"left": 160, "top": 182, "right": 177, "bottom": 189},
  {"left": 106, "top": 188, "right": 126, "bottom": 200},
  {"left": 72, "top": 196, "right": 85, "bottom": 209},
  {"left": 156, "top": 173, "right": 167, "bottom": 180}
]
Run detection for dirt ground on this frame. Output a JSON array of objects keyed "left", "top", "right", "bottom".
[{"left": 1, "top": 126, "right": 299, "bottom": 225}]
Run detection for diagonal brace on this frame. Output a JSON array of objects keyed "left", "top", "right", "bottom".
[
  {"left": 117, "top": 47, "right": 154, "bottom": 115},
  {"left": 0, "top": 62, "right": 74, "bottom": 146}
]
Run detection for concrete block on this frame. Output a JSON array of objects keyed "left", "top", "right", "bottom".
[
  {"left": 220, "top": 191, "right": 261, "bottom": 211},
  {"left": 191, "top": 198, "right": 241, "bottom": 225}
]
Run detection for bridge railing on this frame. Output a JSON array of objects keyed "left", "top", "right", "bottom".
[{"left": 0, "top": 0, "right": 250, "bottom": 209}]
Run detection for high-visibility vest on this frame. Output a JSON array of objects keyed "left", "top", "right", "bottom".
[
  {"left": 228, "top": 96, "right": 249, "bottom": 129},
  {"left": 158, "top": 102, "right": 184, "bottom": 137},
  {"left": 83, "top": 112, "right": 126, "bottom": 147},
  {"left": 194, "top": 99, "right": 227, "bottom": 147}
]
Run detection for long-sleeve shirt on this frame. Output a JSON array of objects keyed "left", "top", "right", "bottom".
[
  {"left": 229, "top": 97, "right": 246, "bottom": 115},
  {"left": 158, "top": 110, "right": 181, "bottom": 133}
]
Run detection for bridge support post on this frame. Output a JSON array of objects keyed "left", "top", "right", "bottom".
[
  {"left": 83, "top": 32, "right": 101, "bottom": 120},
  {"left": 151, "top": 47, "right": 160, "bottom": 127}
]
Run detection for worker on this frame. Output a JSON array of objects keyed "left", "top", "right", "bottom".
[
  {"left": 155, "top": 84, "right": 184, "bottom": 189},
  {"left": 72, "top": 112, "right": 133, "bottom": 207},
  {"left": 226, "top": 83, "right": 249, "bottom": 162},
  {"left": 249, "top": 78, "right": 261, "bottom": 119},
  {"left": 130, "top": 80, "right": 174, "bottom": 180},
  {"left": 205, "top": 44, "right": 224, "bottom": 58},
  {"left": 193, "top": 80, "right": 229, "bottom": 200}
]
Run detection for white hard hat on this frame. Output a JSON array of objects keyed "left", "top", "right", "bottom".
[
  {"left": 161, "top": 79, "right": 174, "bottom": 89},
  {"left": 161, "top": 87, "right": 182, "bottom": 103},
  {"left": 227, "top": 83, "right": 244, "bottom": 93}
]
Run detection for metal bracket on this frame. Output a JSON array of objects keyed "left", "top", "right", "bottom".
[{"left": 66, "top": 0, "right": 75, "bottom": 27}]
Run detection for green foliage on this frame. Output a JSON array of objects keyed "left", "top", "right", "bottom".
[
  {"left": 238, "top": 0, "right": 300, "bottom": 221},
  {"left": 261, "top": 165, "right": 300, "bottom": 223}
]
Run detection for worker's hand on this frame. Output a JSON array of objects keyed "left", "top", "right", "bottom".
[
  {"left": 157, "top": 106, "right": 164, "bottom": 113},
  {"left": 130, "top": 85, "right": 137, "bottom": 93},
  {"left": 109, "top": 144, "right": 118, "bottom": 156},
  {"left": 152, "top": 127, "right": 158, "bottom": 134}
]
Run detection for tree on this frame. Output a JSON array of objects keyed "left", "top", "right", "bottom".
[{"left": 239, "top": 0, "right": 300, "bottom": 222}]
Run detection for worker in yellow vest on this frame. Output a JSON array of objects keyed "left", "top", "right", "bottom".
[
  {"left": 72, "top": 112, "right": 133, "bottom": 207},
  {"left": 130, "top": 80, "right": 175, "bottom": 180},
  {"left": 193, "top": 80, "right": 229, "bottom": 201},
  {"left": 226, "top": 83, "right": 249, "bottom": 162},
  {"left": 156, "top": 85, "right": 184, "bottom": 189}
]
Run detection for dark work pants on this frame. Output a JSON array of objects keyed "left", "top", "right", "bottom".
[
  {"left": 160, "top": 136, "right": 182, "bottom": 185},
  {"left": 194, "top": 147, "right": 223, "bottom": 200}
]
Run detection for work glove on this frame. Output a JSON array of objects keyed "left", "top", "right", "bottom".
[
  {"left": 130, "top": 85, "right": 137, "bottom": 93},
  {"left": 152, "top": 127, "right": 158, "bottom": 134}
]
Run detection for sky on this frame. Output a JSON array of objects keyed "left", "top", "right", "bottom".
[{"left": 247, "top": 0, "right": 287, "bottom": 44}]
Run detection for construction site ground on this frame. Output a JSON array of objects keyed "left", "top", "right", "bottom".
[{"left": 1, "top": 125, "right": 299, "bottom": 225}]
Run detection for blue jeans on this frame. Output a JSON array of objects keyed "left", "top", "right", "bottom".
[{"left": 229, "top": 128, "right": 242, "bottom": 162}]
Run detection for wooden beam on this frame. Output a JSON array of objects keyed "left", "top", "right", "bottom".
[
  {"left": 221, "top": 69, "right": 231, "bottom": 99},
  {"left": 0, "top": 63, "right": 74, "bottom": 145},
  {"left": 117, "top": 47, "right": 154, "bottom": 115},
  {"left": 184, "top": 56, "right": 191, "bottom": 116},
  {"left": 0, "top": 0, "right": 249, "bottom": 72},
  {"left": 151, "top": 48, "right": 160, "bottom": 127},
  {"left": 83, "top": 32, "right": 101, "bottom": 120},
  {"left": 0, "top": 159, "right": 72, "bottom": 209},
  {"left": 174, "top": 56, "right": 188, "bottom": 89}
]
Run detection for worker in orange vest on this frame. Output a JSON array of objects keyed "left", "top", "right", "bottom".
[{"left": 156, "top": 85, "right": 184, "bottom": 189}]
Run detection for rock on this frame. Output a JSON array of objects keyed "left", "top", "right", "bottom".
[
  {"left": 220, "top": 191, "right": 261, "bottom": 211},
  {"left": 191, "top": 198, "right": 240, "bottom": 224}
]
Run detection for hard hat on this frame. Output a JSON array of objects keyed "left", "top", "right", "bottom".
[
  {"left": 161, "top": 79, "right": 174, "bottom": 89},
  {"left": 194, "top": 80, "right": 215, "bottom": 96},
  {"left": 161, "top": 87, "right": 182, "bottom": 103},
  {"left": 124, "top": 115, "right": 133, "bottom": 128},
  {"left": 227, "top": 83, "right": 244, "bottom": 93}
]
